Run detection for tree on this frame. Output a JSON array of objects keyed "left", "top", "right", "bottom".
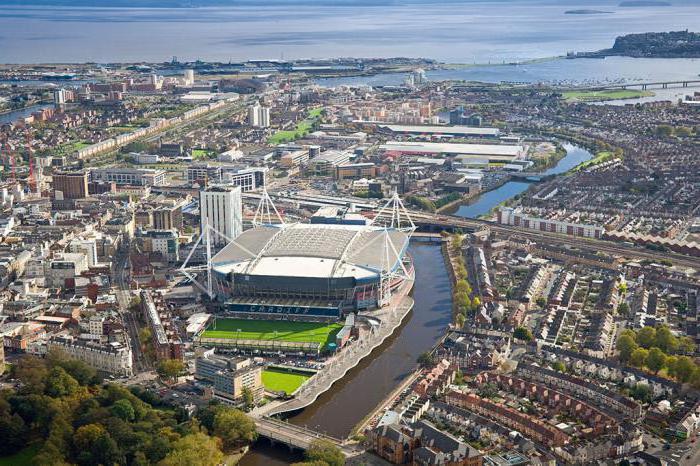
[
  {"left": 678, "top": 336, "right": 696, "bottom": 355},
  {"left": 552, "top": 361, "right": 566, "bottom": 372},
  {"left": 111, "top": 399, "right": 136, "bottom": 422},
  {"left": 157, "top": 359, "right": 184, "bottom": 384},
  {"left": 0, "top": 412, "right": 28, "bottom": 455},
  {"left": 513, "top": 327, "right": 533, "bottom": 342},
  {"left": 45, "top": 367, "right": 79, "bottom": 398},
  {"left": 455, "top": 313, "right": 466, "bottom": 329},
  {"left": 73, "top": 423, "right": 106, "bottom": 452},
  {"left": 305, "top": 439, "right": 345, "bottom": 466},
  {"left": 617, "top": 334, "right": 638, "bottom": 363},
  {"left": 630, "top": 383, "right": 652, "bottom": 403},
  {"left": 12, "top": 355, "right": 49, "bottom": 394},
  {"left": 454, "top": 280, "right": 471, "bottom": 295},
  {"left": 241, "top": 387, "right": 255, "bottom": 412},
  {"left": 472, "top": 296, "right": 481, "bottom": 309},
  {"left": 654, "top": 326, "right": 678, "bottom": 354},
  {"left": 674, "top": 356, "right": 696, "bottom": 383},
  {"left": 630, "top": 348, "right": 649, "bottom": 368},
  {"left": 454, "top": 292, "right": 471, "bottom": 313},
  {"left": 636, "top": 327, "right": 656, "bottom": 349},
  {"left": 417, "top": 352, "right": 435, "bottom": 367},
  {"left": 212, "top": 407, "right": 257, "bottom": 450},
  {"left": 535, "top": 297, "right": 546, "bottom": 308},
  {"left": 646, "top": 347, "right": 667, "bottom": 374},
  {"left": 617, "top": 302, "right": 630, "bottom": 316},
  {"left": 158, "top": 432, "right": 223, "bottom": 466}
]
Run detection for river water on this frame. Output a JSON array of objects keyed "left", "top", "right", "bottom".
[
  {"left": 240, "top": 241, "right": 454, "bottom": 465},
  {"left": 452, "top": 144, "right": 593, "bottom": 219},
  {"left": 0, "top": 103, "right": 53, "bottom": 125}
]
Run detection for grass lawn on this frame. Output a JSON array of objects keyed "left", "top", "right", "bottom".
[
  {"left": 562, "top": 89, "right": 653, "bottom": 102},
  {"left": 201, "top": 318, "right": 342, "bottom": 347},
  {"left": 573, "top": 150, "right": 615, "bottom": 171},
  {"left": 192, "top": 149, "right": 214, "bottom": 160},
  {"left": 0, "top": 444, "right": 40, "bottom": 466},
  {"left": 268, "top": 107, "right": 324, "bottom": 144},
  {"left": 262, "top": 368, "right": 311, "bottom": 394}
]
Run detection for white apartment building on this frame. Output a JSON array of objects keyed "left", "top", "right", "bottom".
[
  {"left": 247, "top": 103, "right": 270, "bottom": 128},
  {"left": 68, "top": 238, "right": 98, "bottom": 267},
  {"left": 48, "top": 336, "right": 133, "bottom": 377},
  {"left": 199, "top": 185, "right": 243, "bottom": 245}
]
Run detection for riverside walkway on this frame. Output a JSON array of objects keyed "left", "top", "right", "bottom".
[{"left": 266, "top": 278, "right": 415, "bottom": 417}]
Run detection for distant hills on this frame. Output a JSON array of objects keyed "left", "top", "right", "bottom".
[{"left": 573, "top": 31, "right": 700, "bottom": 59}]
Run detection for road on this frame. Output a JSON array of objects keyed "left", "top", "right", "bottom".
[{"left": 111, "top": 240, "right": 150, "bottom": 373}]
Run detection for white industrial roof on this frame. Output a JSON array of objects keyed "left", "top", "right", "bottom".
[
  {"left": 381, "top": 141, "right": 524, "bottom": 159},
  {"left": 380, "top": 124, "right": 500, "bottom": 136}
]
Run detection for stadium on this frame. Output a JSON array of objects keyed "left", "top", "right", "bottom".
[
  {"left": 209, "top": 222, "right": 413, "bottom": 319},
  {"left": 188, "top": 193, "right": 416, "bottom": 354}
]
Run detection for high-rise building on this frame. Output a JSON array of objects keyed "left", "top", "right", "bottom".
[
  {"left": 183, "top": 69, "right": 195, "bottom": 86},
  {"left": 199, "top": 185, "right": 242, "bottom": 245},
  {"left": 247, "top": 103, "right": 270, "bottom": 128},
  {"left": 53, "top": 171, "right": 89, "bottom": 200},
  {"left": 153, "top": 205, "right": 183, "bottom": 231}
]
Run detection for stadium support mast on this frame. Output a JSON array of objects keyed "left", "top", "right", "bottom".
[
  {"left": 179, "top": 220, "right": 257, "bottom": 299},
  {"left": 372, "top": 191, "right": 416, "bottom": 235},
  {"left": 252, "top": 188, "right": 285, "bottom": 227}
]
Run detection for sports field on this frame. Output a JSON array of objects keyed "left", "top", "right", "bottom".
[
  {"left": 201, "top": 318, "right": 342, "bottom": 347},
  {"left": 562, "top": 89, "right": 653, "bottom": 102},
  {"left": 262, "top": 368, "right": 311, "bottom": 394}
]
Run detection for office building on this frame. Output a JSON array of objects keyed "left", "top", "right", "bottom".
[
  {"left": 183, "top": 69, "right": 195, "bottom": 86},
  {"left": 199, "top": 185, "right": 243, "bottom": 244},
  {"left": 143, "top": 230, "right": 180, "bottom": 262},
  {"left": 222, "top": 166, "right": 267, "bottom": 192},
  {"left": 336, "top": 162, "right": 377, "bottom": 180},
  {"left": 195, "top": 352, "right": 264, "bottom": 403},
  {"left": 307, "top": 150, "right": 352, "bottom": 176},
  {"left": 90, "top": 168, "right": 166, "bottom": 187},
  {"left": 247, "top": 103, "right": 270, "bottom": 128},
  {"left": 186, "top": 163, "right": 222, "bottom": 185},
  {"left": 68, "top": 238, "right": 98, "bottom": 267},
  {"left": 53, "top": 171, "right": 89, "bottom": 200}
]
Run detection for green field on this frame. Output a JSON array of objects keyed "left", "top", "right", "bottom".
[
  {"left": 562, "top": 89, "right": 653, "bottom": 102},
  {"left": 201, "top": 318, "right": 342, "bottom": 347},
  {"left": 573, "top": 150, "right": 617, "bottom": 171},
  {"left": 268, "top": 107, "right": 324, "bottom": 144},
  {"left": 0, "top": 445, "right": 40, "bottom": 466},
  {"left": 262, "top": 368, "right": 311, "bottom": 394},
  {"left": 192, "top": 149, "right": 214, "bottom": 160}
]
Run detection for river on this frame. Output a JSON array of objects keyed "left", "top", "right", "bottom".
[
  {"left": 452, "top": 144, "right": 594, "bottom": 219},
  {"left": 240, "top": 241, "right": 454, "bottom": 465},
  {"left": 0, "top": 103, "right": 53, "bottom": 125}
]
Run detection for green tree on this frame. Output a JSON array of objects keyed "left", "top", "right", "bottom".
[
  {"left": 45, "top": 367, "right": 79, "bottom": 398},
  {"left": 241, "top": 387, "right": 255, "bottom": 412},
  {"left": 305, "top": 439, "right": 345, "bottom": 466},
  {"left": 646, "top": 347, "right": 667, "bottom": 374},
  {"left": 551, "top": 361, "right": 566, "bottom": 372},
  {"left": 212, "top": 407, "right": 257, "bottom": 450},
  {"left": 455, "top": 313, "right": 466, "bottom": 329},
  {"left": 674, "top": 356, "right": 696, "bottom": 383},
  {"left": 678, "top": 336, "right": 696, "bottom": 355},
  {"left": 513, "top": 327, "right": 533, "bottom": 342},
  {"left": 12, "top": 355, "right": 49, "bottom": 394},
  {"left": 636, "top": 327, "right": 656, "bottom": 349},
  {"left": 111, "top": 399, "right": 136, "bottom": 422},
  {"left": 654, "top": 326, "right": 678, "bottom": 354},
  {"left": 617, "top": 302, "right": 630, "bottom": 316},
  {"left": 73, "top": 423, "right": 106, "bottom": 451},
  {"left": 454, "top": 280, "right": 471, "bottom": 295},
  {"left": 454, "top": 292, "right": 472, "bottom": 313},
  {"left": 617, "top": 334, "right": 638, "bottom": 363},
  {"left": 417, "top": 352, "right": 435, "bottom": 367},
  {"left": 630, "top": 383, "right": 652, "bottom": 403},
  {"left": 535, "top": 296, "right": 546, "bottom": 308},
  {"left": 157, "top": 359, "right": 184, "bottom": 384},
  {"left": 630, "top": 348, "right": 649, "bottom": 368},
  {"left": 158, "top": 432, "right": 224, "bottom": 466}
]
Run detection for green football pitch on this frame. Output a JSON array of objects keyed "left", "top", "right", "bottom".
[
  {"left": 201, "top": 318, "right": 343, "bottom": 347},
  {"left": 262, "top": 369, "right": 311, "bottom": 394}
]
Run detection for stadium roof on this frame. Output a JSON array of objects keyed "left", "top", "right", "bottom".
[{"left": 211, "top": 223, "right": 409, "bottom": 280}]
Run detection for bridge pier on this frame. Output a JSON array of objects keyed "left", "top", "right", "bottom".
[
  {"left": 683, "top": 81, "right": 688, "bottom": 87},
  {"left": 642, "top": 84, "right": 647, "bottom": 90},
  {"left": 662, "top": 83, "right": 668, "bottom": 89}
]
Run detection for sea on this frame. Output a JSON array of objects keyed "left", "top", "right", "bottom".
[{"left": 1, "top": 0, "right": 700, "bottom": 67}]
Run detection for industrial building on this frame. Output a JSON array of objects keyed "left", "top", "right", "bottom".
[
  {"left": 378, "top": 124, "right": 500, "bottom": 138},
  {"left": 380, "top": 141, "right": 525, "bottom": 163}
]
